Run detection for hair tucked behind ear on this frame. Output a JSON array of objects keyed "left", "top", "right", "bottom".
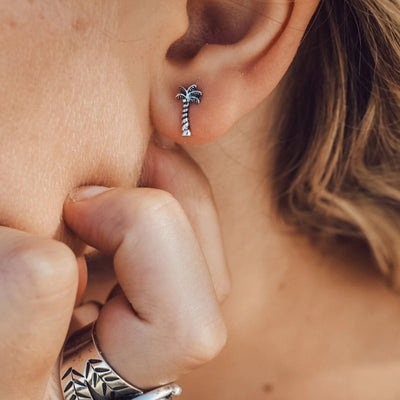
[{"left": 274, "top": 0, "right": 400, "bottom": 287}]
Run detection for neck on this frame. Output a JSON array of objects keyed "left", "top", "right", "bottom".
[
  {"left": 178, "top": 99, "right": 400, "bottom": 400},
  {"left": 184, "top": 96, "right": 276, "bottom": 216},
  {"left": 183, "top": 96, "right": 294, "bottom": 308}
]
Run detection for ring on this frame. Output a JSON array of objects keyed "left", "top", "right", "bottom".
[{"left": 60, "top": 322, "right": 182, "bottom": 400}]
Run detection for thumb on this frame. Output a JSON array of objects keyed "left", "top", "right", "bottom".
[{"left": 0, "top": 227, "right": 79, "bottom": 399}]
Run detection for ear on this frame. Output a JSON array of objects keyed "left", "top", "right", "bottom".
[{"left": 150, "top": 0, "right": 320, "bottom": 145}]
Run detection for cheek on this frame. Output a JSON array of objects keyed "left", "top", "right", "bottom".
[{"left": 0, "top": 1, "right": 151, "bottom": 238}]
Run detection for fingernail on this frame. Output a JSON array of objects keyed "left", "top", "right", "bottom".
[{"left": 69, "top": 186, "right": 112, "bottom": 202}]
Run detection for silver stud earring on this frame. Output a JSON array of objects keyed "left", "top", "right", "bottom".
[{"left": 176, "top": 84, "right": 203, "bottom": 137}]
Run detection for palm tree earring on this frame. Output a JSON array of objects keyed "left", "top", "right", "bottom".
[{"left": 176, "top": 84, "right": 203, "bottom": 137}]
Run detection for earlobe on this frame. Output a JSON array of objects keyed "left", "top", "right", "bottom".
[{"left": 150, "top": 0, "right": 320, "bottom": 145}]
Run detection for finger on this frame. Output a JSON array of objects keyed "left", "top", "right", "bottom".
[
  {"left": 141, "top": 141, "right": 231, "bottom": 303},
  {"left": 76, "top": 255, "right": 88, "bottom": 306},
  {"left": 0, "top": 227, "right": 78, "bottom": 399},
  {"left": 69, "top": 301, "right": 102, "bottom": 335},
  {"left": 46, "top": 301, "right": 102, "bottom": 399},
  {"left": 64, "top": 187, "right": 227, "bottom": 389}
]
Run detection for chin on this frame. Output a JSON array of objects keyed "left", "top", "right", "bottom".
[{"left": 0, "top": 163, "right": 142, "bottom": 256}]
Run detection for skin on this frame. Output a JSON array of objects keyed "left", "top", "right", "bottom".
[
  {"left": 178, "top": 100, "right": 400, "bottom": 399},
  {"left": 0, "top": 1, "right": 229, "bottom": 398},
  {"left": 0, "top": 0, "right": 150, "bottom": 239},
  {"left": 2, "top": 0, "right": 400, "bottom": 399}
]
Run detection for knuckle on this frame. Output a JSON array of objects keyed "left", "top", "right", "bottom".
[
  {"left": 144, "top": 189, "right": 181, "bottom": 213},
  {"left": 110, "top": 189, "right": 187, "bottom": 250},
  {"left": 6, "top": 238, "right": 78, "bottom": 304},
  {"left": 178, "top": 316, "right": 227, "bottom": 366},
  {"left": 134, "top": 189, "right": 183, "bottom": 224}
]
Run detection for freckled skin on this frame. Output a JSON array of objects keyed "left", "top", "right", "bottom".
[
  {"left": 0, "top": 1, "right": 189, "bottom": 246},
  {"left": 3, "top": 3, "right": 400, "bottom": 400},
  {"left": 0, "top": 1, "right": 151, "bottom": 246},
  {"left": 262, "top": 383, "right": 274, "bottom": 394}
]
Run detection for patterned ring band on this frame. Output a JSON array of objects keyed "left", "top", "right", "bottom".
[{"left": 60, "top": 322, "right": 182, "bottom": 400}]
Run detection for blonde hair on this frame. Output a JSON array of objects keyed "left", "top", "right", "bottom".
[{"left": 274, "top": 0, "right": 400, "bottom": 286}]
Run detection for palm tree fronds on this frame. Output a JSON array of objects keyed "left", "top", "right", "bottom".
[
  {"left": 189, "top": 91, "right": 202, "bottom": 98},
  {"left": 188, "top": 84, "right": 198, "bottom": 92}
]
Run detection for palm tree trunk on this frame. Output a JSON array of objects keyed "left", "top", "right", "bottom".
[{"left": 182, "top": 100, "right": 191, "bottom": 136}]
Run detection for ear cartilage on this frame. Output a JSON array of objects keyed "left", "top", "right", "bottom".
[{"left": 176, "top": 84, "right": 203, "bottom": 137}]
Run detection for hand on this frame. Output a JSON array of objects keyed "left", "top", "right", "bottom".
[
  {"left": 0, "top": 226, "right": 80, "bottom": 399},
  {"left": 0, "top": 142, "right": 230, "bottom": 399},
  {"left": 63, "top": 141, "right": 230, "bottom": 389}
]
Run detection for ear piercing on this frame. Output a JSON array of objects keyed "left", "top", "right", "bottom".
[{"left": 176, "top": 84, "right": 203, "bottom": 137}]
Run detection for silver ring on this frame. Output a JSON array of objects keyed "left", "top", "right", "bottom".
[{"left": 60, "top": 322, "right": 182, "bottom": 400}]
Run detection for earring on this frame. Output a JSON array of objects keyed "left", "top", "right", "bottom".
[{"left": 176, "top": 85, "right": 203, "bottom": 137}]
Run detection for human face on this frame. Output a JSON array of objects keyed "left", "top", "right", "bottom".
[{"left": 0, "top": 0, "right": 171, "bottom": 248}]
